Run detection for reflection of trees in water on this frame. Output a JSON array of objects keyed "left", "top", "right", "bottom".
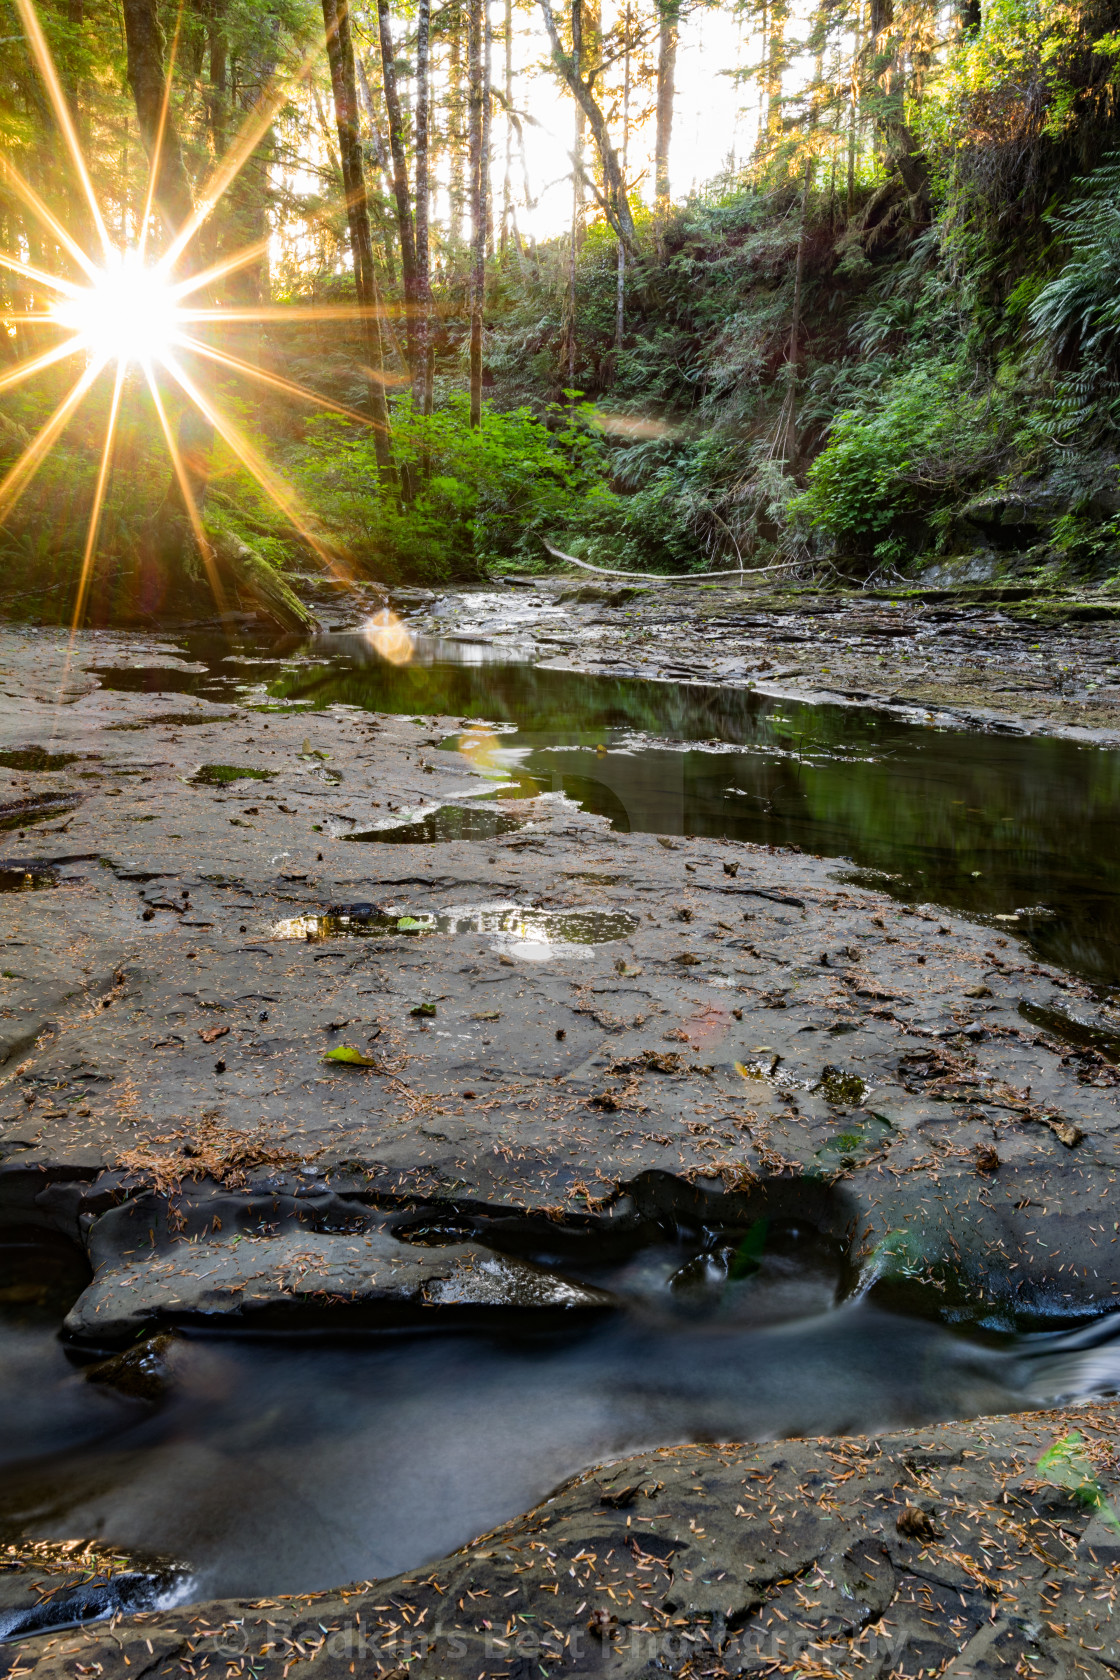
[{"left": 104, "top": 634, "right": 1120, "bottom": 985}]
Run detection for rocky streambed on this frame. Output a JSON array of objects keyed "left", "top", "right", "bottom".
[
  {"left": 0, "top": 609, "right": 1117, "bottom": 1677},
  {"left": 396, "top": 573, "right": 1120, "bottom": 741}
]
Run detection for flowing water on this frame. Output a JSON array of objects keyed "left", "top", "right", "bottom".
[{"left": 2, "top": 1232, "right": 1120, "bottom": 1608}]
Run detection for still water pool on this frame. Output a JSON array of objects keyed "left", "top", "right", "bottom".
[{"left": 95, "top": 627, "right": 1120, "bottom": 985}]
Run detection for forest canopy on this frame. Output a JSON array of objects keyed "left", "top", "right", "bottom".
[{"left": 1, "top": 0, "right": 1120, "bottom": 624}]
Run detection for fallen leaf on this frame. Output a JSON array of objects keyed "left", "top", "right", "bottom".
[
  {"left": 198, "top": 1025, "right": 230, "bottom": 1045},
  {"left": 410, "top": 1002, "right": 437, "bottom": 1018},
  {"left": 897, "top": 1505, "right": 940, "bottom": 1540},
  {"left": 322, "top": 1045, "right": 380, "bottom": 1066}
]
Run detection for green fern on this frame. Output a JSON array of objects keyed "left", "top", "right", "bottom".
[{"left": 1029, "top": 158, "right": 1120, "bottom": 364}]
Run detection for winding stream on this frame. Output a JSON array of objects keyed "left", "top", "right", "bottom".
[{"left": 2, "top": 1230, "right": 1120, "bottom": 1606}]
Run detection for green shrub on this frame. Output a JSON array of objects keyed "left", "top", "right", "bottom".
[
  {"left": 790, "top": 360, "right": 1009, "bottom": 557},
  {"left": 293, "top": 395, "right": 612, "bottom": 580}
]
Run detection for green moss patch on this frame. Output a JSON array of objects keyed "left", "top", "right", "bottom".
[
  {"left": 190, "top": 764, "right": 277, "bottom": 786},
  {"left": 0, "top": 748, "right": 81, "bottom": 771}
]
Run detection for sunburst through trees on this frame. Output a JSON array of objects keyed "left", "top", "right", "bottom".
[{"left": 0, "top": 0, "right": 375, "bottom": 627}]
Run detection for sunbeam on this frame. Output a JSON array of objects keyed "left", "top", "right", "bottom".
[
  {"left": 163, "top": 352, "right": 349, "bottom": 580},
  {"left": 0, "top": 354, "right": 108, "bottom": 523},
  {"left": 0, "top": 0, "right": 371, "bottom": 626},
  {"left": 12, "top": 0, "right": 113, "bottom": 259},
  {"left": 71, "top": 362, "right": 126, "bottom": 631},
  {"left": 178, "top": 336, "right": 374, "bottom": 427}
]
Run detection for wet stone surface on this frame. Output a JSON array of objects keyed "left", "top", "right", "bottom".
[
  {"left": 0, "top": 623, "right": 1118, "bottom": 1671},
  {"left": 3, "top": 1408, "right": 1117, "bottom": 1676},
  {"left": 0, "top": 626, "right": 1117, "bottom": 1328},
  {"left": 405, "top": 579, "right": 1120, "bottom": 738}
]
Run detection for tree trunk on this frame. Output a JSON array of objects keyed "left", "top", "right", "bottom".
[
  {"left": 754, "top": 0, "right": 768, "bottom": 151},
  {"left": 865, "top": 0, "right": 928, "bottom": 197},
  {"left": 483, "top": 0, "right": 494, "bottom": 256},
  {"left": 449, "top": 4, "right": 466, "bottom": 243},
  {"left": 468, "top": 0, "right": 484, "bottom": 426},
  {"left": 376, "top": 0, "right": 419, "bottom": 378},
  {"left": 763, "top": 0, "right": 788, "bottom": 147},
  {"left": 537, "top": 0, "right": 637, "bottom": 256},
  {"left": 615, "top": 0, "right": 630, "bottom": 365},
  {"left": 654, "top": 0, "right": 678, "bottom": 204},
  {"left": 322, "top": 0, "right": 394, "bottom": 477},
  {"left": 312, "top": 82, "right": 344, "bottom": 184},
  {"left": 847, "top": 0, "right": 861, "bottom": 216},
  {"left": 355, "top": 53, "right": 399, "bottom": 282},
  {"left": 121, "top": 0, "right": 194, "bottom": 231},
  {"left": 414, "top": 0, "right": 433, "bottom": 413},
  {"left": 206, "top": 0, "right": 228, "bottom": 159},
  {"left": 61, "top": 0, "right": 92, "bottom": 243},
  {"left": 501, "top": 0, "right": 513, "bottom": 254},
  {"left": 777, "top": 153, "right": 811, "bottom": 464},
  {"left": 567, "top": 102, "right": 579, "bottom": 386}
]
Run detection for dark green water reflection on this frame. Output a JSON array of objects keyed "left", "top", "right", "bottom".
[{"left": 93, "top": 631, "right": 1120, "bottom": 985}]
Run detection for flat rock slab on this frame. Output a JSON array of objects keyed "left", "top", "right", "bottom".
[
  {"left": 409, "top": 581, "right": 1120, "bottom": 741},
  {"left": 2, "top": 627, "right": 1120, "bottom": 1677},
  {"left": 0, "top": 627, "right": 1117, "bottom": 1342},
  {"left": 4, "top": 1402, "right": 1117, "bottom": 1677}
]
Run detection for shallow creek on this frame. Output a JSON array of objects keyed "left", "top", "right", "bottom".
[
  {"left": 95, "top": 625, "right": 1120, "bottom": 984},
  {"left": 2, "top": 1230, "right": 1120, "bottom": 1606},
  {"left": 6, "top": 622, "right": 1120, "bottom": 1622}
]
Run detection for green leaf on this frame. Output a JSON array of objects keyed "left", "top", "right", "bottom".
[
  {"left": 729, "top": 1218, "right": 768, "bottom": 1279},
  {"left": 322, "top": 1045, "right": 379, "bottom": 1066},
  {"left": 1037, "top": 1433, "right": 1120, "bottom": 1532},
  {"left": 410, "top": 1002, "right": 437, "bottom": 1017}
]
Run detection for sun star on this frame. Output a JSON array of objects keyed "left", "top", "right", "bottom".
[
  {"left": 49, "top": 253, "right": 180, "bottom": 369},
  {"left": 0, "top": 0, "right": 387, "bottom": 634}
]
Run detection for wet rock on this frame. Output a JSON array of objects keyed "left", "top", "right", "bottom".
[
  {"left": 0, "top": 1542, "right": 185, "bottom": 1646},
  {"left": 65, "top": 1199, "right": 613, "bottom": 1342},
  {"left": 16, "top": 1404, "right": 1118, "bottom": 1677},
  {"left": 84, "top": 1333, "right": 178, "bottom": 1403},
  {"left": 0, "top": 632, "right": 1117, "bottom": 1363},
  {"left": 421, "top": 1252, "right": 612, "bottom": 1309}
]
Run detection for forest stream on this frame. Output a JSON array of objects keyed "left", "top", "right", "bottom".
[{"left": 0, "top": 612, "right": 1118, "bottom": 1646}]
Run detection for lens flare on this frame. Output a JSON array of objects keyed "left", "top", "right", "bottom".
[
  {"left": 0, "top": 0, "right": 386, "bottom": 634},
  {"left": 50, "top": 253, "right": 178, "bottom": 365},
  {"left": 363, "top": 609, "right": 414, "bottom": 666}
]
